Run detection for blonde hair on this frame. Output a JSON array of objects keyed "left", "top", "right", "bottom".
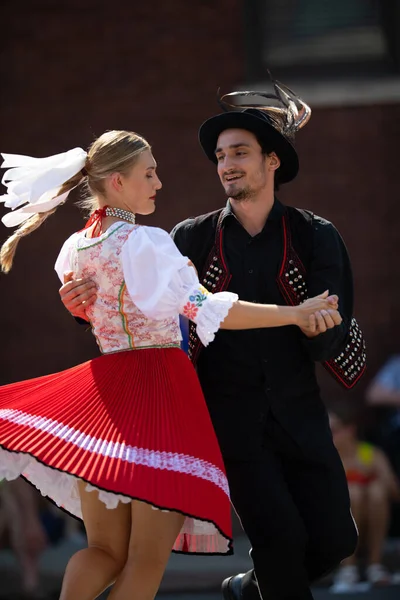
[{"left": 0, "top": 130, "right": 150, "bottom": 273}]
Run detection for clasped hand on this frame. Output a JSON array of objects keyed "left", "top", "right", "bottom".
[{"left": 297, "top": 291, "right": 342, "bottom": 337}]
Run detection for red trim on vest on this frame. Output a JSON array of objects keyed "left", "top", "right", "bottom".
[
  {"left": 276, "top": 215, "right": 308, "bottom": 306},
  {"left": 188, "top": 211, "right": 231, "bottom": 366},
  {"left": 276, "top": 214, "right": 366, "bottom": 390},
  {"left": 324, "top": 357, "right": 366, "bottom": 389},
  {"left": 188, "top": 211, "right": 366, "bottom": 389},
  {"left": 279, "top": 215, "right": 288, "bottom": 278}
]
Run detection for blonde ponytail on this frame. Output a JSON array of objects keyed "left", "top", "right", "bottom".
[
  {"left": 0, "top": 170, "right": 84, "bottom": 274},
  {"left": 1, "top": 210, "right": 55, "bottom": 273},
  {"left": 1, "top": 130, "right": 150, "bottom": 273}
]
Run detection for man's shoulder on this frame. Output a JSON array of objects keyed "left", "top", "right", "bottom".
[
  {"left": 288, "top": 206, "right": 337, "bottom": 233},
  {"left": 288, "top": 205, "right": 330, "bottom": 226},
  {"left": 286, "top": 206, "right": 343, "bottom": 259},
  {"left": 171, "top": 208, "right": 224, "bottom": 236}
]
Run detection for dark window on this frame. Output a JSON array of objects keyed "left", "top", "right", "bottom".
[{"left": 245, "top": 0, "right": 400, "bottom": 81}]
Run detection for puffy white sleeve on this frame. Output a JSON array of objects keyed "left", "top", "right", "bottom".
[
  {"left": 54, "top": 232, "right": 80, "bottom": 283},
  {"left": 121, "top": 226, "right": 238, "bottom": 346}
]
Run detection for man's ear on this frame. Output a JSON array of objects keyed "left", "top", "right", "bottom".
[{"left": 268, "top": 152, "right": 281, "bottom": 172}]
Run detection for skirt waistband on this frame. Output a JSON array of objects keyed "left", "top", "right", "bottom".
[{"left": 101, "top": 343, "right": 181, "bottom": 355}]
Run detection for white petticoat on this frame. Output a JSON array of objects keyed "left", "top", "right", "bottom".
[{"left": 0, "top": 447, "right": 216, "bottom": 536}]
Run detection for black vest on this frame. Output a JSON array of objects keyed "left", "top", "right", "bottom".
[{"left": 185, "top": 206, "right": 366, "bottom": 390}]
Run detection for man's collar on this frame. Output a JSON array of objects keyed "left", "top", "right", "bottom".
[{"left": 220, "top": 197, "right": 285, "bottom": 223}]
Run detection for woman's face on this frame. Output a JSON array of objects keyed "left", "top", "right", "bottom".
[{"left": 112, "top": 149, "right": 162, "bottom": 215}]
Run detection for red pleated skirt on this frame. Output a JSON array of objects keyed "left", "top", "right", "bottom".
[{"left": 0, "top": 347, "right": 232, "bottom": 554}]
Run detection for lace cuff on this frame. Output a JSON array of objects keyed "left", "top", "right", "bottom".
[{"left": 180, "top": 285, "right": 238, "bottom": 346}]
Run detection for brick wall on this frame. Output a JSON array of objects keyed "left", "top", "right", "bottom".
[
  {"left": 281, "top": 103, "right": 400, "bottom": 404},
  {"left": 0, "top": 0, "right": 243, "bottom": 381},
  {"left": 1, "top": 1, "right": 399, "bottom": 408}
]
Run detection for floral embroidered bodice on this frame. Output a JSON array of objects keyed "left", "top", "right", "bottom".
[
  {"left": 72, "top": 223, "right": 182, "bottom": 353},
  {"left": 55, "top": 223, "right": 238, "bottom": 355}
]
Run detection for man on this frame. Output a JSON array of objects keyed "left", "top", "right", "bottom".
[{"left": 60, "top": 81, "right": 365, "bottom": 600}]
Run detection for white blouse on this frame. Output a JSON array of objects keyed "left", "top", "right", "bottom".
[{"left": 55, "top": 223, "right": 238, "bottom": 353}]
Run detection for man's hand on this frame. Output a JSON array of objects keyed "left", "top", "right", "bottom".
[
  {"left": 301, "top": 294, "right": 342, "bottom": 338},
  {"left": 187, "top": 260, "right": 198, "bottom": 275},
  {"left": 59, "top": 271, "right": 97, "bottom": 321}
]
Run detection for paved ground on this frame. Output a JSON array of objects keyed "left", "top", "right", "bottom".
[
  {"left": 0, "top": 535, "right": 253, "bottom": 597},
  {"left": 1, "top": 535, "right": 400, "bottom": 599},
  {"left": 158, "top": 591, "right": 400, "bottom": 600}
]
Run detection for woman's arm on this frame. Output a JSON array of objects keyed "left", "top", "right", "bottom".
[{"left": 220, "top": 292, "right": 338, "bottom": 332}]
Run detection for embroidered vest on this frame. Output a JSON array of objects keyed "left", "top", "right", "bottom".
[{"left": 188, "top": 210, "right": 366, "bottom": 390}]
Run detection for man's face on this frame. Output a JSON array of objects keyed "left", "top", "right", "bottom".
[{"left": 215, "top": 129, "right": 277, "bottom": 201}]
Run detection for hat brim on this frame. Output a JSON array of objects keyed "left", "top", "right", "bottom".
[{"left": 198, "top": 111, "right": 299, "bottom": 184}]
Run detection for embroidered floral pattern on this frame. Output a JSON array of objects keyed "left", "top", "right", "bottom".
[
  {"left": 182, "top": 286, "right": 210, "bottom": 320},
  {"left": 188, "top": 286, "right": 209, "bottom": 306},
  {"left": 69, "top": 225, "right": 235, "bottom": 353},
  {"left": 183, "top": 302, "right": 199, "bottom": 320},
  {"left": 73, "top": 224, "right": 181, "bottom": 353}
]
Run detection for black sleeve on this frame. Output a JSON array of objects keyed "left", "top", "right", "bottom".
[
  {"left": 75, "top": 316, "right": 89, "bottom": 325},
  {"left": 302, "top": 216, "right": 354, "bottom": 362},
  {"left": 170, "top": 219, "right": 194, "bottom": 256}
]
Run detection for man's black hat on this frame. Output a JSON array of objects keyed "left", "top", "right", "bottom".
[{"left": 198, "top": 81, "right": 311, "bottom": 184}]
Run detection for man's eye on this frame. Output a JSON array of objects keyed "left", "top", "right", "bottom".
[
  {"left": 236, "top": 151, "right": 246, "bottom": 156},
  {"left": 216, "top": 155, "right": 224, "bottom": 162}
]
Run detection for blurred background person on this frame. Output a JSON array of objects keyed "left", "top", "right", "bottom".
[
  {"left": 366, "top": 354, "right": 400, "bottom": 474},
  {"left": 367, "top": 355, "right": 400, "bottom": 410},
  {"left": 0, "top": 478, "right": 48, "bottom": 599},
  {"left": 366, "top": 353, "right": 400, "bottom": 548},
  {"left": 1, "top": 0, "right": 400, "bottom": 596},
  {"left": 329, "top": 407, "right": 400, "bottom": 591}
]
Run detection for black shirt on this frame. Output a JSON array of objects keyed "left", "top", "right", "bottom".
[
  {"left": 171, "top": 199, "right": 354, "bottom": 457},
  {"left": 197, "top": 200, "right": 295, "bottom": 389}
]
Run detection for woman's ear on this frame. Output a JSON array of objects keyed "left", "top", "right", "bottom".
[{"left": 109, "top": 172, "right": 123, "bottom": 192}]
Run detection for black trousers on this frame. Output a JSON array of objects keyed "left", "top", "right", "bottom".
[{"left": 224, "top": 412, "right": 358, "bottom": 600}]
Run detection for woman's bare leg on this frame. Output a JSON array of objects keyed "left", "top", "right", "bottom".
[
  {"left": 108, "top": 501, "right": 185, "bottom": 600},
  {"left": 59, "top": 480, "right": 131, "bottom": 600}
]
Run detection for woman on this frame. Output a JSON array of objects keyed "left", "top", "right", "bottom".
[
  {"left": 0, "top": 130, "right": 337, "bottom": 600},
  {"left": 329, "top": 408, "right": 399, "bottom": 590}
]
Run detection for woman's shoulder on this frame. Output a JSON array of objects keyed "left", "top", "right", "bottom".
[
  {"left": 122, "top": 226, "right": 186, "bottom": 264},
  {"left": 136, "top": 225, "right": 172, "bottom": 239},
  {"left": 127, "top": 225, "right": 177, "bottom": 249}
]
